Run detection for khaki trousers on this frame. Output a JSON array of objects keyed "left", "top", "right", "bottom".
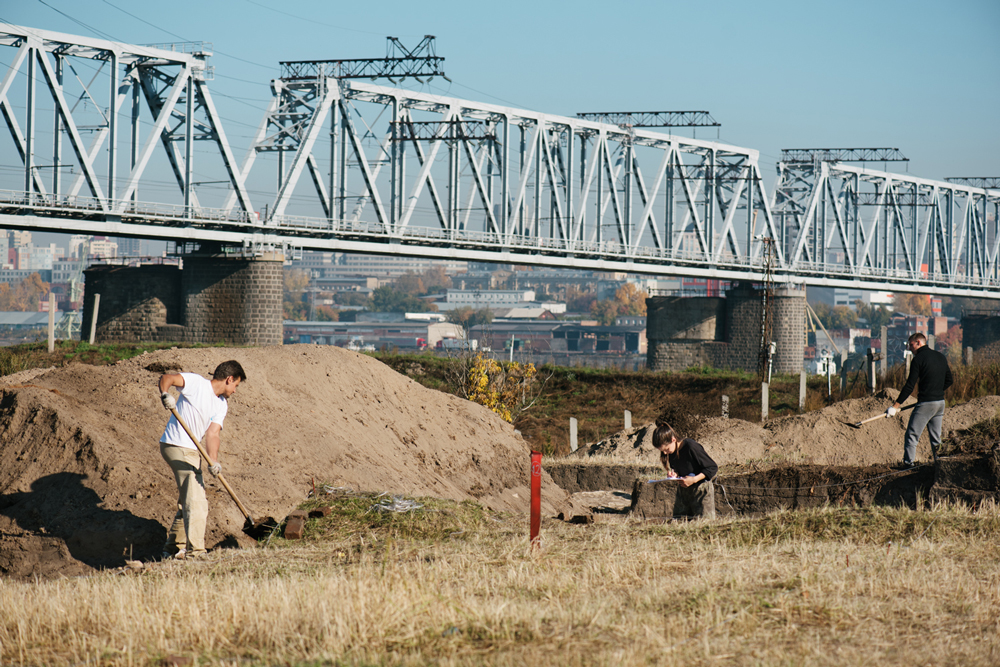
[{"left": 160, "top": 442, "right": 209, "bottom": 555}]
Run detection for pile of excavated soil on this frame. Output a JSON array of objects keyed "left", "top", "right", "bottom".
[
  {"left": 0, "top": 346, "right": 577, "bottom": 579},
  {"left": 569, "top": 390, "right": 1000, "bottom": 469},
  {"left": 766, "top": 391, "right": 1000, "bottom": 466},
  {"left": 570, "top": 423, "right": 658, "bottom": 464}
]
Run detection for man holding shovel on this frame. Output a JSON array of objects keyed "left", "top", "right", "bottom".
[
  {"left": 157, "top": 360, "right": 246, "bottom": 559},
  {"left": 886, "top": 333, "right": 952, "bottom": 468}
]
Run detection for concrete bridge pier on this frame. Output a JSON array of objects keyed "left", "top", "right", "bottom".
[{"left": 83, "top": 248, "right": 284, "bottom": 346}]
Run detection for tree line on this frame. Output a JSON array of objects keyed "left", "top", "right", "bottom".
[{"left": 0, "top": 273, "right": 51, "bottom": 311}]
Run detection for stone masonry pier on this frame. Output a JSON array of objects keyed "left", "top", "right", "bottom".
[
  {"left": 82, "top": 251, "right": 283, "bottom": 346},
  {"left": 646, "top": 283, "right": 805, "bottom": 374}
]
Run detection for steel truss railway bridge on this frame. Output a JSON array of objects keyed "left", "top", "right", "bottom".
[{"left": 1, "top": 23, "right": 998, "bottom": 298}]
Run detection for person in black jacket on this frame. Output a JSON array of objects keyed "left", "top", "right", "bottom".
[
  {"left": 886, "top": 332, "right": 953, "bottom": 468},
  {"left": 653, "top": 421, "right": 718, "bottom": 519}
]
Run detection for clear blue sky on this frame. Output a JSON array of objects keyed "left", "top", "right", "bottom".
[{"left": 3, "top": 0, "right": 998, "bottom": 183}]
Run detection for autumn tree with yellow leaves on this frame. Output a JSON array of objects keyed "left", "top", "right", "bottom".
[{"left": 462, "top": 354, "right": 537, "bottom": 423}]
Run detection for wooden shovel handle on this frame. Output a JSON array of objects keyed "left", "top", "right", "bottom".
[
  {"left": 169, "top": 407, "right": 254, "bottom": 522},
  {"left": 857, "top": 402, "right": 917, "bottom": 426}
]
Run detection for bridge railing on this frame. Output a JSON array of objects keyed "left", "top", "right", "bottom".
[{"left": 0, "top": 189, "right": 258, "bottom": 226}]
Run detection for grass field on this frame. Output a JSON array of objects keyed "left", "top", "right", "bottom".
[{"left": 1, "top": 492, "right": 998, "bottom": 666}]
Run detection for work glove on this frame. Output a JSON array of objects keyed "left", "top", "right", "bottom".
[
  {"left": 208, "top": 462, "right": 221, "bottom": 477},
  {"left": 161, "top": 392, "right": 176, "bottom": 410},
  {"left": 885, "top": 406, "right": 898, "bottom": 417}
]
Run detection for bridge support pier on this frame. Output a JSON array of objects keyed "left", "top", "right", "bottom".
[
  {"left": 83, "top": 250, "right": 284, "bottom": 346},
  {"left": 646, "top": 284, "right": 805, "bottom": 375},
  {"left": 961, "top": 311, "right": 1000, "bottom": 365}
]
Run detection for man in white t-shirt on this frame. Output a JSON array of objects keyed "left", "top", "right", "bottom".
[{"left": 157, "top": 360, "right": 246, "bottom": 559}]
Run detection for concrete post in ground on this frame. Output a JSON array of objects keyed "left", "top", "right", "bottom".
[
  {"left": 838, "top": 353, "right": 847, "bottom": 395},
  {"left": 799, "top": 369, "right": 807, "bottom": 411},
  {"left": 904, "top": 350, "right": 913, "bottom": 378},
  {"left": 927, "top": 334, "right": 936, "bottom": 350},
  {"left": 761, "top": 382, "right": 769, "bottom": 422},
  {"left": 721, "top": 395, "right": 729, "bottom": 419},
  {"left": 88, "top": 293, "right": 100, "bottom": 345},
  {"left": 569, "top": 418, "right": 578, "bottom": 453},
  {"left": 879, "top": 325, "right": 888, "bottom": 381},
  {"left": 867, "top": 348, "right": 876, "bottom": 394},
  {"left": 964, "top": 346, "right": 974, "bottom": 366},
  {"left": 47, "top": 293, "right": 55, "bottom": 353},
  {"left": 624, "top": 410, "right": 631, "bottom": 430}
]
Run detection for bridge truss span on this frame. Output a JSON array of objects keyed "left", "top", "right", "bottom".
[
  {"left": 0, "top": 23, "right": 255, "bottom": 217},
  {"left": 772, "top": 159, "right": 1000, "bottom": 292},
  {"left": 251, "top": 79, "right": 781, "bottom": 272}
]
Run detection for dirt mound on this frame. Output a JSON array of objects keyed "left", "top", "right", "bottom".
[
  {"left": 766, "top": 392, "right": 1000, "bottom": 466},
  {"left": 0, "top": 346, "right": 576, "bottom": 578},
  {"left": 570, "top": 391, "right": 1000, "bottom": 469},
  {"left": 569, "top": 423, "right": 658, "bottom": 464},
  {"left": 569, "top": 417, "right": 771, "bottom": 468}
]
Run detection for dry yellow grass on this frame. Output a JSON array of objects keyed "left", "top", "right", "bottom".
[{"left": 1, "top": 499, "right": 999, "bottom": 666}]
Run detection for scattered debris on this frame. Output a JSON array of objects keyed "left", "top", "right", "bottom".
[{"left": 370, "top": 494, "right": 424, "bottom": 513}]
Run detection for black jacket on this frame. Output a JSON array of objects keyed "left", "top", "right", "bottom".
[
  {"left": 898, "top": 345, "right": 953, "bottom": 403},
  {"left": 665, "top": 438, "right": 718, "bottom": 482}
]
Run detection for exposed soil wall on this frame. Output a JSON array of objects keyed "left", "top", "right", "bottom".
[{"left": 544, "top": 462, "right": 660, "bottom": 494}]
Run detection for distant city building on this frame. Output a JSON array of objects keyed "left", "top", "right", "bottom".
[
  {"left": 551, "top": 324, "right": 646, "bottom": 354},
  {"left": 51, "top": 259, "right": 78, "bottom": 283},
  {"left": 284, "top": 320, "right": 462, "bottom": 349},
  {"left": 9, "top": 230, "right": 31, "bottom": 248},
  {"left": 69, "top": 235, "right": 89, "bottom": 259},
  {"left": 812, "top": 327, "right": 872, "bottom": 357},
  {"left": 493, "top": 307, "right": 558, "bottom": 320},
  {"left": 452, "top": 269, "right": 513, "bottom": 291},
  {"left": 290, "top": 250, "right": 335, "bottom": 272},
  {"left": 312, "top": 276, "right": 380, "bottom": 292},
  {"left": 16, "top": 245, "right": 55, "bottom": 271},
  {"left": 0, "top": 268, "right": 52, "bottom": 283},
  {"left": 89, "top": 238, "right": 118, "bottom": 259},
  {"left": 835, "top": 289, "right": 893, "bottom": 308},
  {"left": 355, "top": 312, "right": 447, "bottom": 323},
  {"left": 114, "top": 237, "right": 142, "bottom": 256},
  {"left": 440, "top": 289, "right": 537, "bottom": 310},
  {"left": 333, "top": 253, "right": 466, "bottom": 278}
]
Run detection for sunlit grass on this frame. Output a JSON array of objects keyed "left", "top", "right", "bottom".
[{"left": 2, "top": 495, "right": 998, "bottom": 666}]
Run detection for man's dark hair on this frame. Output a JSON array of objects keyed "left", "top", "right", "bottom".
[
  {"left": 908, "top": 332, "right": 927, "bottom": 345},
  {"left": 652, "top": 422, "right": 679, "bottom": 449},
  {"left": 213, "top": 360, "right": 247, "bottom": 382}
]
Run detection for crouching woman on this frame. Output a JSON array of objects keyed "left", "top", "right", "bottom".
[{"left": 653, "top": 422, "right": 718, "bottom": 520}]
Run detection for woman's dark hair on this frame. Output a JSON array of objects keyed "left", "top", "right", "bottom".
[
  {"left": 213, "top": 360, "right": 247, "bottom": 382},
  {"left": 652, "top": 422, "right": 679, "bottom": 449}
]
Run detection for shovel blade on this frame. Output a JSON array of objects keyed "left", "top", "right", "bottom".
[{"left": 243, "top": 516, "right": 279, "bottom": 541}]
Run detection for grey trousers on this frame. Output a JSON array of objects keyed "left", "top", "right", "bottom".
[
  {"left": 675, "top": 480, "right": 716, "bottom": 520},
  {"left": 903, "top": 400, "right": 945, "bottom": 465}
]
